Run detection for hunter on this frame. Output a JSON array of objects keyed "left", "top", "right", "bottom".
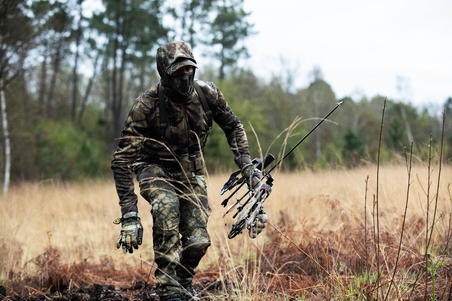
[{"left": 111, "top": 41, "right": 267, "bottom": 301}]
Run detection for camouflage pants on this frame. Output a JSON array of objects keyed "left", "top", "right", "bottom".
[{"left": 137, "top": 164, "right": 211, "bottom": 296}]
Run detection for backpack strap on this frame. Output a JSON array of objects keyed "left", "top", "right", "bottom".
[
  {"left": 194, "top": 82, "right": 212, "bottom": 129},
  {"left": 158, "top": 83, "right": 168, "bottom": 138}
]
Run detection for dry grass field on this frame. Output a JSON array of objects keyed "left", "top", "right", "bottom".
[{"left": 1, "top": 164, "right": 451, "bottom": 300}]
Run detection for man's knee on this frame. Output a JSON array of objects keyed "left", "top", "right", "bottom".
[
  {"left": 182, "top": 228, "right": 211, "bottom": 255},
  {"left": 186, "top": 236, "right": 211, "bottom": 252}
]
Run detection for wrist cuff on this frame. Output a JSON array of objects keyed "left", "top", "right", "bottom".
[
  {"left": 241, "top": 164, "right": 254, "bottom": 177},
  {"left": 241, "top": 163, "right": 253, "bottom": 172},
  {"left": 122, "top": 211, "right": 140, "bottom": 219}
]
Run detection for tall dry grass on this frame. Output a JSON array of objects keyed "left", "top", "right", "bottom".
[{"left": 1, "top": 164, "right": 451, "bottom": 299}]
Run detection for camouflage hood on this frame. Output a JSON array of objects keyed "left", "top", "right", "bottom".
[{"left": 157, "top": 41, "right": 198, "bottom": 99}]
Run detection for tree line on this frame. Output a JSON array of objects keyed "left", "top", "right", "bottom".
[{"left": 0, "top": 0, "right": 450, "bottom": 186}]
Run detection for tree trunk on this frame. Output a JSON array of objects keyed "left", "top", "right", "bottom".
[
  {"left": 103, "top": 55, "right": 111, "bottom": 121},
  {"left": 111, "top": 6, "right": 122, "bottom": 141},
  {"left": 139, "top": 58, "right": 145, "bottom": 91},
  {"left": 115, "top": 42, "right": 127, "bottom": 137},
  {"left": 78, "top": 51, "right": 100, "bottom": 123},
  {"left": 188, "top": 9, "right": 196, "bottom": 48},
  {"left": 0, "top": 79, "right": 10, "bottom": 197},
  {"left": 38, "top": 51, "right": 48, "bottom": 116},
  {"left": 219, "top": 23, "right": 226, "bottom": 80},
  {"left": 219, "top": 41, "right": 225, "bottom": 80},
  {"left": 113, "top": 4, "right": 129, "bottom": 141},
  {"left": 111, "top": 34, "right": 119, "bottom": 140},
  {"left": 47, "top": 40, "right": 63, "bottom": 117},
  {"left": 17, "top": 53, "right": 28, "bottom": 124},
  {"left": 71, "top": 4, "right": 83, "bottom": 122},
  {"left": 181, "top": 2, "right": 187, "bottom": 40}
]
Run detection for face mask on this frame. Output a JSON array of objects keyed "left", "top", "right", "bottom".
[{"left": 170, "top": 72, "right": 194, "bottom": 98}]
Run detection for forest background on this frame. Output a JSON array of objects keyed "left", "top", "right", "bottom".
[{"left": 0, "top": 0, "right": 451, "bottom": 188}]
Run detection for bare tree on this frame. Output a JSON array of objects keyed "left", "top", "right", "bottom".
[
  {"left": 71, "top": 0, "right": 84, "bottom": 121},
  {"left": 91, "top": 0, "right": 167, "bottom": 140},
  {"left": 0, "top": 0, "right": 34, "bottom": 195},
  {"left": 0, "top": 83, "right": 10, "bottom": 196}
]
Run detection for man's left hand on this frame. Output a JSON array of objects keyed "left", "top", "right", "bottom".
[{"left": 243, "top": 165, "right": 262, "bottom": 190}]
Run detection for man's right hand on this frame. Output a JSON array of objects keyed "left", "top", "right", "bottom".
[{"left": 115, "top": 212, "right": 143, "bottom": 253}]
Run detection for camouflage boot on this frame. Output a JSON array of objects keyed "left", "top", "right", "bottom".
[
  {"left": 181, "top": 283, "right": 199, "bottom": 301},
  {"left": 159, "top": 293, "right": 185, "bottom": 301}
]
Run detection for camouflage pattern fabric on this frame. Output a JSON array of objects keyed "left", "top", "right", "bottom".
[
  {"left": 111, "top": 80, "right": 252, "bottom": 214},
  {"left": 156, "top": 41, "right": 197, "bottom": 76},
  {"left": 156, "top": 41, "right": 198, "bottom": 91},
  {"left": 111, "top": 41, "right": 253, "bottom": 296},
  {"left": 137, "top": 164, "right": 211, "bottom": 296}
]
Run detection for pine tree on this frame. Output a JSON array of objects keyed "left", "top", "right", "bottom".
[
  {"left": 91, "top": 0, "right": 167, "bottom": 141},
  {"left": 209, "top": 0, "right": 253, "bottom": 79}
]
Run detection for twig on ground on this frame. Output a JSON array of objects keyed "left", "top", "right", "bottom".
[
  {"left": 408, "top": 109, "right": 446, "bottom": 300},
  {"left": 443, "top": 212, "right": 452, "bottom": 255},
  {"left": 424, "top": 135, "right": 433, "bottom": 299},
  {"left": 375, "top": 97, "right": 387, "bottom": 298},
  {"left": 426, "top": 110, "right": 446, "bottom": 257},
  {"left": 372, "top": 193, "right": 377, "bottom": 282},
  {"left": 364, "top": 175, "right": 370, "bottom": 282},
  {"left": 384, "top": 142, "right": 413, "bottom": 300}
]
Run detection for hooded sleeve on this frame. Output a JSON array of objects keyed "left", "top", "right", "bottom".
[
  {"left": 203, "top": 81, "right": 253, "bottom": 171},
  {"left": 111, "top": 95, "right": 153, "bottom": 215}
]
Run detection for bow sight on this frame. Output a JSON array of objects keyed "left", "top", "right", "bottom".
[{"left": 220, "top": 100, "right": 344, "bottom": 239}]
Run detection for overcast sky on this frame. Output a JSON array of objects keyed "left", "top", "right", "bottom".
[
  {"left": 84, "top": 0, "right": 451, "bottom": 107},
  {"left": 234, "top": 0, "right": 452, "bottom": 107}
]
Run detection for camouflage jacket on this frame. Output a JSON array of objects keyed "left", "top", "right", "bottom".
[{"left": 111, "top": 79, "right": 253, "bottom": 214}]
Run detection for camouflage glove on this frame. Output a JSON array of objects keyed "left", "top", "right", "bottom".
[
  {"left": 114, "top": 212, "right": 143, "bottom": 254},
  {"left": 249, "top": 211, "right": 268, "bottom": 239},
  {"left": 242, "top": 165, "right": 262, "bottom": 190}
]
